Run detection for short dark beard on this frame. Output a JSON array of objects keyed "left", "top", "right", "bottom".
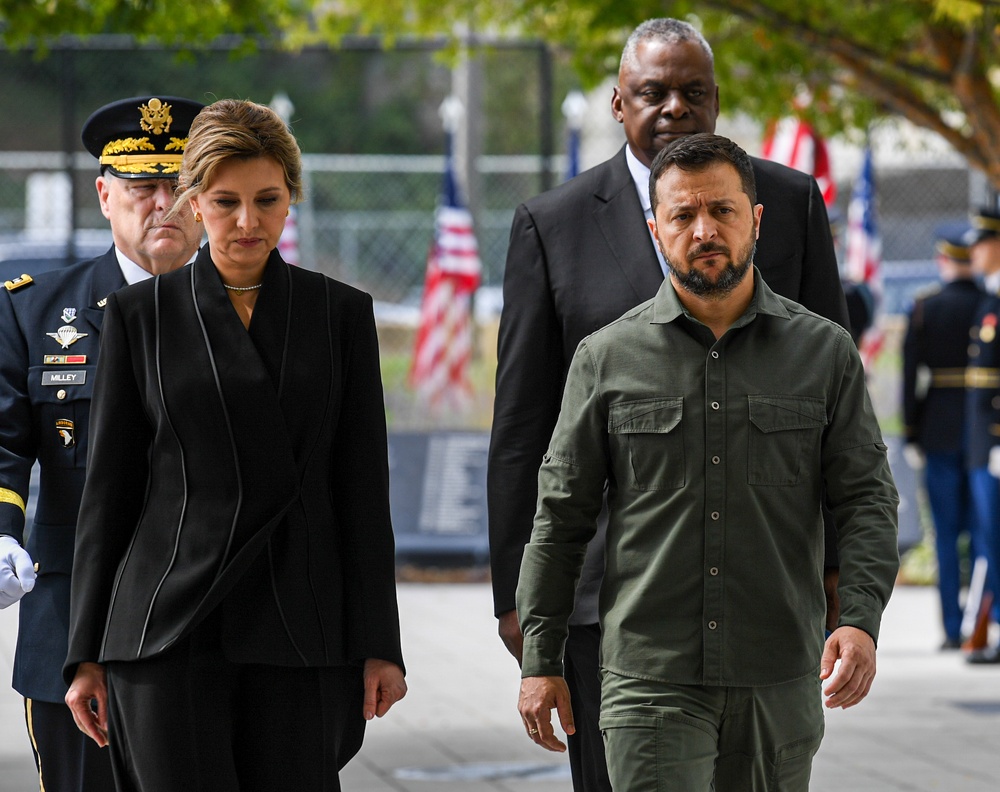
[{"left": 664, "top": 239, "right": 755, "bottom": 300}]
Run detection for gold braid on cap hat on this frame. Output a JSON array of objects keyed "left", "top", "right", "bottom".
[
  {"left": 97, "top": 99, "right": 187, "bottom": 174},
  {"left": 973, "top": 214, "right": 1000, "bottom": 233}
]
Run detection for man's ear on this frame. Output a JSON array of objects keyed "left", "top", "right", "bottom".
[
  {"left": 95, "top": 176, "right": 112, "bottom": 221},
  {"left": 611, "top": 86, "right": 624, "bottom": 123}
]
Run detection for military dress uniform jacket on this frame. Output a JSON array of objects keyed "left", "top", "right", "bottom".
[
  {"left": 902, "top": 279, "right": 983, "bottom": 454},
  {"left": 0, "top": 248, "right": 124, "bottom": 702},
  {"left": 967, "top": 290, "right": 1000, "bottom": 469},
  {"left": 488, "top": 145, "right": 850, "bottom": 622},
  {"left": 64, "top": 247, "right": 403, "bottom": 681}
]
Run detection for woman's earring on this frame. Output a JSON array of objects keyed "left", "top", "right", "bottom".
[
  {"left": 194, "top": 212, "right": 202, "bottom": 223},
  {"left": 286, "top": 209, "right": 290, "bottom": 217}
]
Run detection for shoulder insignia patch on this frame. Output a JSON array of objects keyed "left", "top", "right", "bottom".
[{"left": 4, "top": 274, "right": 33, "bottom": 292}]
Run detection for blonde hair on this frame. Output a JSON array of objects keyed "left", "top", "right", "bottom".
[{"left": 171, "top": 99, "right": 303, "bottom": 216}]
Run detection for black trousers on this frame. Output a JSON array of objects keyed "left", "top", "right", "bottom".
[
  {"left": 103, "top": 619, "right": 365, "bottom": 792},
  {"left": 564, "top": 622, "right": 612, "bottom": 792},
  {"left": 25, "top": 697, "right": 116, "bottom": 792}
]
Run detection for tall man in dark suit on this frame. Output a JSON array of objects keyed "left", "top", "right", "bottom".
[
  {"left": 0, "top": 95, "right": 203, "bottom": 791},
  {"left": 487, "top": 19, "right": 849, "bottom": 792},
  {"left": 901, "top": 225, "right": 983, "bottom": 649}
]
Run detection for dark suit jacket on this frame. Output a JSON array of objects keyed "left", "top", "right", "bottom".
[
  {"left": 0, "top": 248, "right": 124, "bottom": 701},
  {"left": 488, "top": 145, "right": 849, "bottom": 619},
  {"left": 65, "top": 247, "right": 403, "bottom": 681}
]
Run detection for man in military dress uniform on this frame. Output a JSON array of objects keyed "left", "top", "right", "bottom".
[
  {"left": 964, "top": 206, "right": 1000, "bottom": 664},
  {"left": 0, "top": 95, "right": 203, "bottom": 790},
  {"left": 901, "top": 225, "right": 983, "bottom": 649}
]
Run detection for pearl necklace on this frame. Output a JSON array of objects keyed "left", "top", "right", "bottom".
[{"left": 223, "top": 283, "right": 262, "bottom": 292}]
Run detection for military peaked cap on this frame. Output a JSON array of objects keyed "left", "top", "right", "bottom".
[{"left": 81, "top": 95, "right": 205, "bottom": 178}]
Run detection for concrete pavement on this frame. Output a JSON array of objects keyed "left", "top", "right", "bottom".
[{"left": 2, "top": 582, "right": 999, "bottom": 791}]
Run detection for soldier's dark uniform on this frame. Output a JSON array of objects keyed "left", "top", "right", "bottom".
[
  {"left": 902, "top": 226, "right": 983, "bottom": 647},
  {"left": 965, "top": 207, "right": 1000, "bottom": 664},
  {"left": 0, "top": 95, "right": 203, "bottom": 791}
]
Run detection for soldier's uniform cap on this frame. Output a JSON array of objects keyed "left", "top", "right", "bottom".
[
  {"left": 966, "top": 206, "right": 1000, "bottom": 246},
  {"left": 935, "top": 221, "right": 972, "bottom": 263},
  {"left": 81, "top": 96, "right": 205, "bottom": 179}
]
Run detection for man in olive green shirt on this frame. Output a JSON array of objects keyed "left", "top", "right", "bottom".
[{"left": 516, "top": 134, "right": 899, "bottom": 792}]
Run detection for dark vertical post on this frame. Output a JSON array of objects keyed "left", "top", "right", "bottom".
[
  {"left": 538, "top": 42, "right": 553, "bottom": 194},
  {"left": 60, "top": 41, "right": 77, "bottom": 262}
]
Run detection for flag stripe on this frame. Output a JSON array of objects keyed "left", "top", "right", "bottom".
[{"left": 761, "top": 117, "right": 836, "bottom": 206}]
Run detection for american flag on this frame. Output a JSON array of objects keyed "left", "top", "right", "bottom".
[
  {"left": 409, "top": 132, "right": 482, "bottom": 409},
  {"left": 761, "top": 117, "right": 836, "bottom": 206},
  {"left": 844, "top": 146, "right": 884, "bottom": 366}
]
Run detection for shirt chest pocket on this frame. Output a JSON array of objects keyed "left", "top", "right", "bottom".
[
  {"left": 608, "top": 398, "right": 685, "bottom": 491},
  {"left": 27, "top": 365, "right": 96, "bottom": 469},
  {"left": 747, "top": 395, "right": 827, "bottom": 486}
]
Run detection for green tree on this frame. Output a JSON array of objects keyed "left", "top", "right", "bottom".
[
  {"left": 0, "top": 1, "right": 302, "bottom": 51},
  {"left": 317, "top": 0, "right": 1000, "bottom": 184},
  {"left": 5, "top": 1, "right": 1000, "bottom": 186}
]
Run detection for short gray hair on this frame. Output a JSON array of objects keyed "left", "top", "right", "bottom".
[{"left": 620, "top": 18, "right": 714, "bottom": 73}]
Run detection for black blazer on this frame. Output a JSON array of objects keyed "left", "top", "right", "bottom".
[
  {"left": 488, "top": 145, "right": 849, "bottom": 617},
  {"left": 65, "top": 247, "right": 403, "bottom": 681}
]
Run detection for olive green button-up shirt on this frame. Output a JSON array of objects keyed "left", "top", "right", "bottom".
[{"left": 517, "top": 271, "right": 899, "bottom": 687}]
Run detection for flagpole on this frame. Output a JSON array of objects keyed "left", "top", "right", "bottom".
[
  {"left": 410, "top": 96, "right": 483, "bottom": 412},
  {"left": 562, "top": 90, "right": 587, "bottom": 182}
]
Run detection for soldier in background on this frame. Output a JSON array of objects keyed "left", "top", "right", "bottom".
[
  {"left": 901, "top": 225, "right": 982, "bottom": 649},
  {"left": 0, "top": 95, "right": 203, "bottom": 790}
]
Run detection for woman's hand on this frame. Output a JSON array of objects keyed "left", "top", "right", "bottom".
[
  {"left": 65, "top": 662, "right": 109, "bottom": 747},
  {"left": 362, "top": 658, "right": 407, "bottom": 719}
]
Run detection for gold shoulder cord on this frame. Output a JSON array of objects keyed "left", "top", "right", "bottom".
[{"left": 0, "top": 488, "right": 26, "bottom": 515}]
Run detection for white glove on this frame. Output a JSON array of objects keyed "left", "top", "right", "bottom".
[
  {"left": 990, "top": 446, "right": 1000, "bottom": 479},
  {"left": 902, "top": 443, "right": 925, "bottom": 471},
  {"left": 0, "top": 535, "right": 35, "bottom": 609}
]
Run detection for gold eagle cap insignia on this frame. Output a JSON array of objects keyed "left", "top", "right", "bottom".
[{"left": 138, "top": 98, "right": 173, "bottom": 136}]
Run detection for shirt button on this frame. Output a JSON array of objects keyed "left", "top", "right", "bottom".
[
  {"left": 711, "top": 511, "right": 720, "bottom": 520},
  {"left": 712, "top": 455, "right": 721, "bottom": 464},
  {"left": 709, "top": 567, "right": 719, "bottom": 576},
  {"left": 711, "top": 351, "right": 719, "bottom": 359},
  {"left": 711, "top": 401, "right": 720, "bottom": 410},
  {"left": 708, "top": 620, "right": 718, "bottom": 630},
  {"left": 56, "top": 389, "right": 67, "bottom": 400}
]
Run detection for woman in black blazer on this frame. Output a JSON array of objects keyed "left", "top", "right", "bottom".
[{"left": 64, "top": 99, "right": 406, "bottom": 791}]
